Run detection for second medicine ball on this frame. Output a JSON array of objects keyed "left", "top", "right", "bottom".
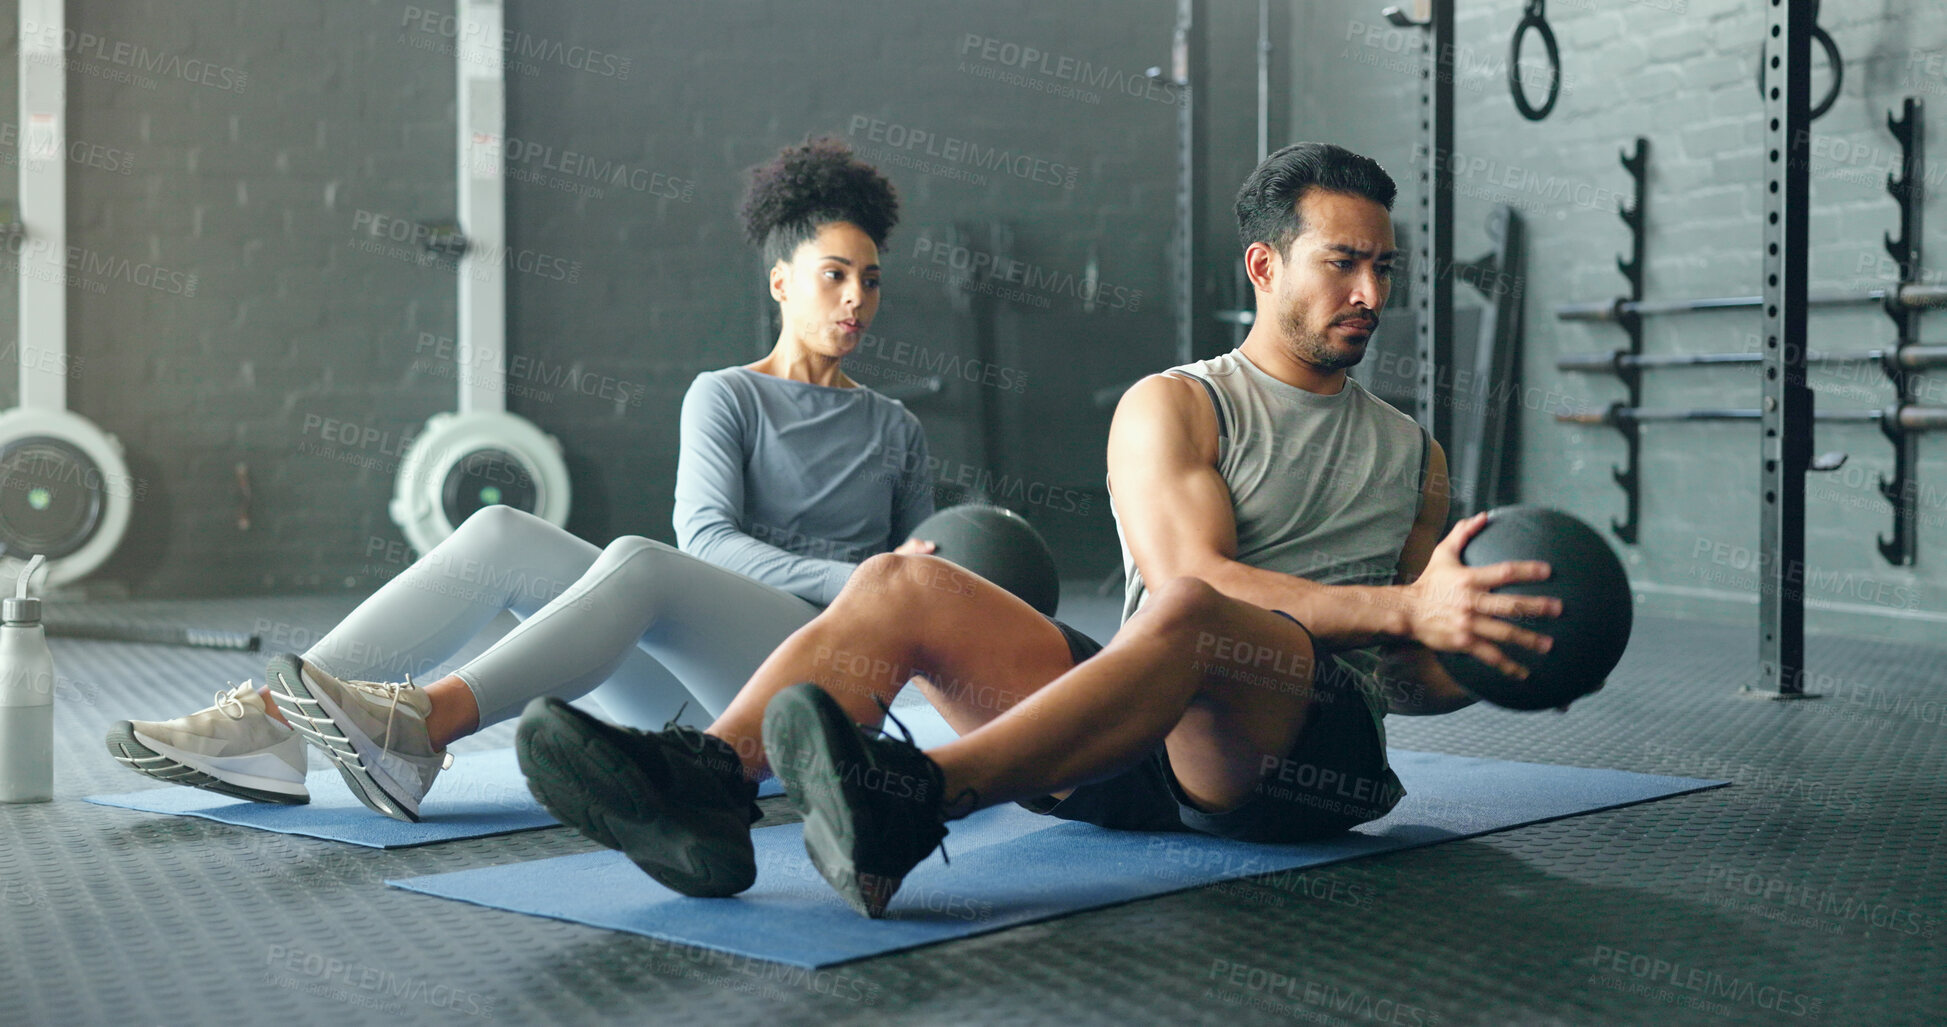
[
  {"left": 908, "top": 504, "right": 1061, "bottom": 617},
  {"left": 1433, "top": 506, "right": 1633, "bottom": 711}
]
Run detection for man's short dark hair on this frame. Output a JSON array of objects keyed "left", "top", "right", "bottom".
[{"left": 1234, "top": 143, "right": 1396, "bottom": 256}]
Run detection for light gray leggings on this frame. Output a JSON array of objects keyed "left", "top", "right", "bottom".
[{"left": 299, "top": 505, "right": 822, "bottom": 730}]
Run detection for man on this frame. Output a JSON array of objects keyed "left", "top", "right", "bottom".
[{"left": 516, "top": 142, "right": 1561, "bottom": 917}]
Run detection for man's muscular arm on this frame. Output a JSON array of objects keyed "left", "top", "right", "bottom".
[
  {"left": 1107, "top": 374, "right": 1558, "bottom": 699},
  {"left": 1107, "top": 374, "right": 1409, "bottom": 647},
  {"left": 1376, "top": 445, "right": 1476, "bottom": 714}
]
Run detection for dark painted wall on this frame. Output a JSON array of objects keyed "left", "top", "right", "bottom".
[{"left": 7, "top": 1, "right": 1211, "bottom": 597}]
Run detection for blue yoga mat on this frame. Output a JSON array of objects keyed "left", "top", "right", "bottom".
[
  {"left": 387, "top": 749, "right": 1726, "bottom": 966},
  {"left": 88, "top": 747, "right": 784, "bottom": 849}
]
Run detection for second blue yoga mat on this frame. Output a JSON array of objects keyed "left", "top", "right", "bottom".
[
  {"left": 387, "top": 750, "right": 1726, "bottom": 965},
  {"left": 87, "top": 746, "right": 782, "bottom": 849}
]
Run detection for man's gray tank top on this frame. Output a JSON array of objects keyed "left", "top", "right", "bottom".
[{"left": 1112, "top": 349, "right": 1431, "bottom": 780}]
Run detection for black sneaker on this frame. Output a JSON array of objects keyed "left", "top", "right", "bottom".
[
  {"left": 762, "top": 683, "right": 977, "bottom": 918},
  {"left": 514, "top": 697, "right": 761, "bottom": 898}
]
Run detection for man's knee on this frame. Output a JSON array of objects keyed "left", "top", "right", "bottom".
[
  {"left": 1141, "top": 576, "right": 1227, "bottom": 644},
  {"left": 841, "top": 552, "right": 979, "bottom": 606},
  {"left": 842, "top": 551, "right": 909, "bottom": 601}
]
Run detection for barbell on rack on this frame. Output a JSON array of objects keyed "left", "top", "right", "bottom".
[
  {"left": 1555, "top": 283, "right": 1947, "bottom": 323},
  {"left": 1556, "top": 404, "right": 1947, "bottom": 431},
  {"left": 1558, "top": 344, "right": 1947, "bottom": 375}
]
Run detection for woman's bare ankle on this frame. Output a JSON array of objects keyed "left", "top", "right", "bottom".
[
  {"left": 421, "top": 675, "right": 481, "bottom": 750},
  {"left": 257, "top": 686, "right": 291, "bottom": 727}
]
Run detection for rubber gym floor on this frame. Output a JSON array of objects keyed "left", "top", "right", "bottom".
[{"left": 4, "top": 588, "right": 1941, "bottom": 1026}]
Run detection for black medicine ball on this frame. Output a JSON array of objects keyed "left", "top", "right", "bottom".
[
  {"left": 1433, "top": 506, "right": 1633, "bottom": 711},
  {"left": 907, "top": 504, "right": 1061, "bottom": 617}
]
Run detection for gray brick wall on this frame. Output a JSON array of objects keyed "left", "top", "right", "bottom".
[
  {"left": 1294, "top": 0, "right": 1947, "bottom": 648},
  {"left": 38, "top": 0, "right": 1934, "bottom": 654},
  {"left": 8, "top": 1, "right": 1195, "bottom": 598}
]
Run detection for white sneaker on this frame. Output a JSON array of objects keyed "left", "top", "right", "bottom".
[
  {"left": 106, "top": 682, "right": 310, "bottom": 804},
  {"left": 264, "top": 653, "right": 453, "bottom": 822}
]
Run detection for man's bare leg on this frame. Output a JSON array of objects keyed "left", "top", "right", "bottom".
[
  {"left": 757, "top": 569, "right": 1323, "bottom": 915},
  {"left": 503, "top": 551, "right": 1067, "bottom": 899},
  {"left": 722, "top": 555, "right": 1319, "bottom": 810},
  {"left": 704, "top": 552, "right": 1079, "bottom": 779},
  {"left": 927, "top": 576, "right": 1318, "bottom": 814}
]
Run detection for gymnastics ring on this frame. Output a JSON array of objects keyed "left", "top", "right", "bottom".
[
  {"left": 1756, "top": 23, "right": 1843, "bottom": 121},
  {"left": 1509, "top": 0, "right": 1560, "bottom": 122}
]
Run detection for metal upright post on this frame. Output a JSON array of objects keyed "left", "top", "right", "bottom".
[
  {"left": 457, "top": 0, "right": 506, "bottom": 417},
  {"left": 1417, "top": 0, "right": 1455, "bottom": 450},
  {"left": 1172, "top": 0, "right": 1208, "bottom": 365},
  {"left": 18, "top": 0, "right": 64, "bottom": 416},
  {"left": 1257, "top": 0, "right": 1271, "bottom": 164},
  {"left": 1752, "top": 0, "right": 1815, "bottom": 699}
]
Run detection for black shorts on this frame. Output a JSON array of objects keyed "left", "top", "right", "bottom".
[{"left": 1030, "top": 614, "right": 1403, "bottom": 844}]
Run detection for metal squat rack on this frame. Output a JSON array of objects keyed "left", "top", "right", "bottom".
[{"left": 1555, "top": 3, "right": 1939, "bottom": 696}]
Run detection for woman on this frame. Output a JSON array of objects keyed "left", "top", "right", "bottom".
[{"left": 106, "top": 137, "right": 936, "bottom": 826}]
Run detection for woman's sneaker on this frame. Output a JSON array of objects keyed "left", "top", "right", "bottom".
[
  {"left": 762, "top": 683, "right": 975, "bottom": 918},
  {"left": 515, "top": 696, "right": 762, "bottom": 898},
  {"left": 264, "top": 653, "right": 452, "bottom": 823},
  {"left": 106, "top": 682, "right": 310, "bottom": 804}
]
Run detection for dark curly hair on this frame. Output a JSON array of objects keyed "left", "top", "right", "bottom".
[
  {"left": 1235, "top": 142, "right": 1395, "bottom": 257},
  {"left": 740, "top": 137, "right": 900, "bottom": 267}
]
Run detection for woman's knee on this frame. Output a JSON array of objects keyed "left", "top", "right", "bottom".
[
  {"left": 530, "top": 535, "right": 681, "bottom": 617},
  {"left": 591, "top": 535, "right": 682, "bottom": 581},
  {"left": 450, "top": 503, "right": 560, "bottom": 550}
]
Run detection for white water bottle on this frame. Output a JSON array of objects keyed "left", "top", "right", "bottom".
[{"left": 0, "top": 555, "right": 54, "bottom": 803}]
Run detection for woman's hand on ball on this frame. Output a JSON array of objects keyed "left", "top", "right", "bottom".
[
  {"left": 894, "top": 537, "right": 937, "bottom": 556},
  {"left": 1405, "top": 513, "right": 1562, "bottom": 679}
]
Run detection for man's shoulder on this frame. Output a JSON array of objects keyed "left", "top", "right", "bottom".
[
  {"left": 1343, "top": 377, "right": 1423, "bottom": 433},
  {"left": 1167, "top": 351, "right": 1240, "bottom": 383}
]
